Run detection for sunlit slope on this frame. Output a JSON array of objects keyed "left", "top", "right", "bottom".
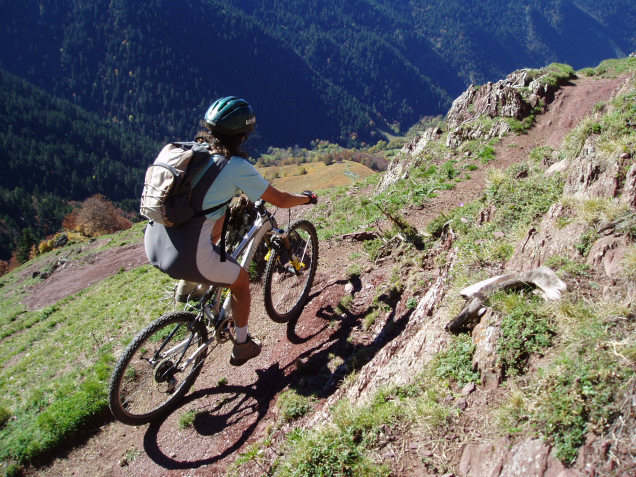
[{"left": 258, "top": 160, "right": 376, "bottom": 193}]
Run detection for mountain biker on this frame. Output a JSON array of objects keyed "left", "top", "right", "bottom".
[{"left": 144, "top": 96, "right": 317, "bottom": 366}]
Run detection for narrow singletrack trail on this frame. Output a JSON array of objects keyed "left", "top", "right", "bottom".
[{"left": 26, "top": 73, "right": 629, "bottom": 477}]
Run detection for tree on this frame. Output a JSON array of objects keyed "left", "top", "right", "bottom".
[
  {"left": 65, "top": 194, "right": 132, "bottom": 237},
  {"left": 15, "top": 227, "right": 37, "bottom": 263}
]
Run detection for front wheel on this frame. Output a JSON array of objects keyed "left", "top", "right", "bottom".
[
  {"left": 108, "top": 312, "right": 208, "bottom": 425},
  {"left": 264, "top": 220, "right": 319, "bottom": 323}
]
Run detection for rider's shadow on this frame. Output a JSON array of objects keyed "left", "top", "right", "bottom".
[
  {"left": 143, "top": 363, "right": 284, "bottom": 470},
  {"left": 143, "top": 275, "right": 410, "bottom": 470}
]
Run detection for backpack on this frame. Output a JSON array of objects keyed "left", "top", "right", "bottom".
[{"left": 140, "top": 142, "right": 229, "bottom": 227}]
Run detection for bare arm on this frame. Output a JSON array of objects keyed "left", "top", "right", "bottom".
[{"left": 260, "top": 185, "right": 310, "bottom": 208}]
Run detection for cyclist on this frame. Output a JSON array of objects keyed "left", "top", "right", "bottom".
[{"left": 144, "top": 96, "right": 317, "bottom": 366}]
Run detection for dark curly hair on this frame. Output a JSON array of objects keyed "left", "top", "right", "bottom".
[{"left": 195, "top": 122, "right": 248, "bottom": 158}]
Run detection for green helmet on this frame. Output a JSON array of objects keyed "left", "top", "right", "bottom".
[{"left": 204, "top": 96, "right": 256, "bottom": 136}]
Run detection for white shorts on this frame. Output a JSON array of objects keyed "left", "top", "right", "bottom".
[{"left": 195, "top": 219, "right": 241, "bottom": 286}]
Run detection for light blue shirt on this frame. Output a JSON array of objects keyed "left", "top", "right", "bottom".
[{"left": 194, "top": 154, "right": 269, "bottom": 221}]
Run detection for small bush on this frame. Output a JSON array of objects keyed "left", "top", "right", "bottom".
[
  {"left": 433, "top": 334, "right": 480, "bottom": 386},
  {"left": 494, "top": 292, "right": 555, "bottom": 377},
  {"left": 277, "top": 390, "right": 315, "bottom": 423},
  {"left": 178, "top": 410, "right": 197, "bottom": 429},
  {"left": 0, "top": 406, "right": 11, "bottom": 428},
  {"left": 575, "top": 228, "right": 599, "bottom": 257}
]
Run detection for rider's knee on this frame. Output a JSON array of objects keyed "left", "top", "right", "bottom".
[{"left": 230, "top": 268, "right": 250, "bottom": 296}]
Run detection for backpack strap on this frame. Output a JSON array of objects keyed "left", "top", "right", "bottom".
[{"left": 190, "top": 154, "right": 232, "bottom": 261}]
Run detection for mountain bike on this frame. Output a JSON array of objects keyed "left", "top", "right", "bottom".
[{"left": 108, "top": 199, "right": 319, "bottom": 425}]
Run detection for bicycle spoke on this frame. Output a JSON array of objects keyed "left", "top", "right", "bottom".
[
  {"left": 109, "top": 312, "right": 208, "bottom": 424},
  {"left": 264, "top": 221, "right": 319, "bottom": 323}
]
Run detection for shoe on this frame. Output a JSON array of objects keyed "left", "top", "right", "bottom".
[
  {"left": 230, "top": 335, "right": 262, "bottom": 366},
  {"left": 175, "top": 280, "right": 206, "bottom": 303}
]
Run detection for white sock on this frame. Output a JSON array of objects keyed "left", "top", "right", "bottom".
[{"left": 235, "top": 326, "right": 248, "bottom": 343}]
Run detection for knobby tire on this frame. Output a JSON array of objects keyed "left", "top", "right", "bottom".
[
  {"left": 263, "top": 220, "right": 319, "bottom": 323},
  {"left": 108, "top": 311, "right": 208, "bottom": 425}
]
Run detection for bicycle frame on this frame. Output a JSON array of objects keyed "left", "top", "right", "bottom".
[{"left": 170, "top": 203, "right": 285, "bottom": 370}]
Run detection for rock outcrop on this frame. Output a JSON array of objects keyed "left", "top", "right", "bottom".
[
  {"left": 378, "top": 66, "right": 574, "bottom": 192},
  {"left": 459, "top": 438, "right": 580, "bottom": 477},
  {"left": 445, "top": 68, "right": 570, "bottom": 149},
  {"left": 376, "top": 126, "right": 442, "bottom": 192},
  {"left": 509, "top": 136, "right": 635, "bottom": 282}
]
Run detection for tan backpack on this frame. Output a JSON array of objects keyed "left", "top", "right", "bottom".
[{"left": 140, "top": 142, "right": 228, "bottom": 226}]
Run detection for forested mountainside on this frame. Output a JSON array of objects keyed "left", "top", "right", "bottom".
[
  {"left": 1, "top": 0, "right": 634, "bottom": 151},
  {"left": 0, "top": 69, "right": 157, "bottom": 261},
  {"left": 0, "top": 0, "right": 634, "bottom": 260}
]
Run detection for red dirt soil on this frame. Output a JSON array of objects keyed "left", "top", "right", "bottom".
[{"left": 24, "top": 73, "right": 629, "bottom": 477}]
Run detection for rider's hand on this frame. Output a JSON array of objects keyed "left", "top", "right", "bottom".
[{"left": 302, "top": 190, "right": 318, "bottom": 205}]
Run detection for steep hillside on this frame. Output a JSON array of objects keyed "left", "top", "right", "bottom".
[
  {"left": 0, "top": 58, "right": 634, "bottom": 477},
  {"left": 0, "top": 69, "right": 158, "bottom": 261}
]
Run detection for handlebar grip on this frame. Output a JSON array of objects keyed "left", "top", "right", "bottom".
[{"left": 302, "top": 190, "right": 318, "bottom": 205}]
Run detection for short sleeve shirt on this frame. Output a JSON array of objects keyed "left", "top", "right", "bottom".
[{"left": 196, "top": 155, "right": 269, "bottom": 221}]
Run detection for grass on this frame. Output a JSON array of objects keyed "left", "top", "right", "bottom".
[
  {"left": 277, "top": 390, "right": 315, "bottom": 423},
  {"left": 272, "top": 377, "right": 455, "bottom": 477},
  {"left": 624, "top": 245, "right": 636, "bottom": 279},
  {"left": 432, "top": 334, "right": 480, "bottom": 386},
  {"left": 178, "top": 410, "right": 197, "bottom": 429},
  {"left": 544, "top": 255, "right": 590, "bottom": 278},
  {"left": 498, "top": 299, "right": 634, "bottom": 464},
  {"left": 579, "top": 56, "right": 636, "bottom": 78},
  {"left": 309, "top": 156, "right": 464, "bottom": 241},
  {"left": 0, "top": 259, "right": 172, "bottom": 471},
  {"left": 491, "top": 292, "right": 555, "bottom": 377},
  {"left": 259, "top": 160, "right": 377, "bottom": 193}
]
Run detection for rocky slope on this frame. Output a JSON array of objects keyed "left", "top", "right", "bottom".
[{"left": 16, "top": 60, "right": 635, "bottom": 477}]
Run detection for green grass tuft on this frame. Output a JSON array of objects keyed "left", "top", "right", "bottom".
[
  {"left": 432, "top": 334, "right": 480, "bottom": 386},
  {"left": 277, "top": 390, "right": 315, "bottom": 423},
  {"left": 493, "top": 292, "right": 555, "bottom": 377}
]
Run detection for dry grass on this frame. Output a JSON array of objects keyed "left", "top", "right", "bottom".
[{"left": 257, "top": 160, "right": 376, "bottom": 193}]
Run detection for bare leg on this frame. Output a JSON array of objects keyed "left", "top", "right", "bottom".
[
  {"left": 229, "top": 267, "right": 251, "bottom": 329},
  {"left": 228, "top": 267, "right": 261, "bottom": 365}
]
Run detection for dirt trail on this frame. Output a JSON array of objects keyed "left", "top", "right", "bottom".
[{"left": 25, "top": 73, "right": 629, "bottom": 477}]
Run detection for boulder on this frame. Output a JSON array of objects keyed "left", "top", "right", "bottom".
[{"left": 586, "top": 235, "right": 631, "bottom": 279}]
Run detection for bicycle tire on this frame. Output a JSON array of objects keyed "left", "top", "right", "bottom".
[
  {"left": 108, "top": 311, "right": 208, "bottom": 425},
  {"left": 263, "top": 220, "right": 319, "bottom": 323}
]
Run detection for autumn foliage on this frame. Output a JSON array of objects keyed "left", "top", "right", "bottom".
[{"left": 63, "top": 194, "right": 132, "bottom": 237}]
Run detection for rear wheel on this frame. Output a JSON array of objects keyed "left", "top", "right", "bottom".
[
  {"left": 108, "top": 312, "right": 208, "bottom": 425},
  {"left": 263, "top": 220, "right": 319, "bottom": 323}
]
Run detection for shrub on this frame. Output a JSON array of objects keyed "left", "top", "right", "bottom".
[
  {"left": 277, "top": 390, "right": 314, "bottom": 423},
  {"left": 494, "top": 292, "right": 555, "bottom": 377},
  {"left": 0, "top": 406, "right": 11, "bottom": 428},
  {"left": 433, "top": 334, "right": 480, "bottom": 386},
  {"left": 178, "top": 410, "right": 197, "bottom": 429},
  {"left": 63, "top": 194, "right": 132, "bottom": 237}
]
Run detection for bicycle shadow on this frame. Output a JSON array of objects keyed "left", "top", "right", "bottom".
[
  {"left": 143, "top": 274, "right": 412, "bottom": 470},
  {"left": 143, "top": 363, "right": 284, "bottom": 470}
]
